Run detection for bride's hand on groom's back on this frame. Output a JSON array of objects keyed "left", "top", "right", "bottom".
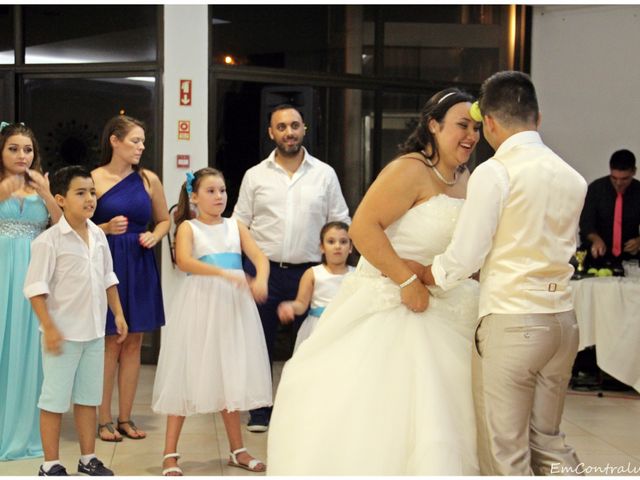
[{"left": 401, "top": 280, "right": 430, "bottom": 313}]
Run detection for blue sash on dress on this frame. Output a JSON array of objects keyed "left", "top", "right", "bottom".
[
  {"left": 198, "top": 253, "right": 243, "bottom": 270},
  {"left": 308, "top": 306, "right": 325, "bottom": 317}
]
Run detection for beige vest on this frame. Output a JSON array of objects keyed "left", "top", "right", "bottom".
[{"left": 478, "top": 140, "right": 587, "bottom": 317}]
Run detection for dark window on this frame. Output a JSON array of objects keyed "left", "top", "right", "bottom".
[
  {"left": 381, "top": 5, "right": 503, "bottom": 83},
  {"left": 0, "top": 5, "right": 14, "bottom": 64},
  {"left": 22, "top": 76, "right": 156, "bottom": 173},
  {"left": 24, "top": 5, "right": 157, "bottom": 64},
  {"left": 211, "top": 5, "right": 374, "bottom": 75},
  {"left": 378, "top": 5, "right": 502, "bottom": 25}
]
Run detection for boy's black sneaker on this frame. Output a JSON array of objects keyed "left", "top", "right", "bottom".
[
  {"left": 38, "top": 464, "right": 69, "bottom": 476},
  {"left": 77, "top": 458, "right": 114, "bottom": 476},
  {"left": 246, "top": 406, "right": 271, "bottom": 433}
]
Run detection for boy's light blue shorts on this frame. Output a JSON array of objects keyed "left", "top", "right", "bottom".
[{"left": 38, "top": 337, "right": 105, "bottom": 413}]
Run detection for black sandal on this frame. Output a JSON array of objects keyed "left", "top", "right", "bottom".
[
  {"left": 97, "top": 422, "right": 123, "bottom": 442},
  {"left": 117, "top": 419, "right": 146, "bottom": 439}
]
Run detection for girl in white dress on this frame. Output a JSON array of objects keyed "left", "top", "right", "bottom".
[
  {"left": 267, "top": 88, "right": 482, "bottom": 475},
  {"left": 277, "top": 221, "right": 354, "bottom": 352},
  {"left": 152, "top": 168, "right": 272, "bottom": 475}
]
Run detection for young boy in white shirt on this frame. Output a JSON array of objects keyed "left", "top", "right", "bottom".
[{"left": 24, "top": 165, "right": 127, "bottom": 476}]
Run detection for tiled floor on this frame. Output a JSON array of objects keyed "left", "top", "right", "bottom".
[{"left": 2, "top": 363, "right": 640, "bottom": 476}]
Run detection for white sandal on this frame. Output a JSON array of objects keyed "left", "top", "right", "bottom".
[
  {"left": 228, "top": 447, "right": 265, "bottom": 472},
  {"left": 162, "top": 453, "right": 183, "bottom": 476}
]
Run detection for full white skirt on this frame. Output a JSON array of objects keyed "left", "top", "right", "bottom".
[
  {"left": 268, "top": 271, "right": 480, "bottom": 475},
  {"left": 152, "top": 273, "right": 272, "bottom": 416}
]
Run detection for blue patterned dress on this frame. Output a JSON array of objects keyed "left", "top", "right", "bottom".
[{"left": 0, "top": 194, "right": 48, "bottom": 461}]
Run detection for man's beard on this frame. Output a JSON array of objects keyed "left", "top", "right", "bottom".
[{"left": 276, "top": 139, "right": 303, "bottom": 156}]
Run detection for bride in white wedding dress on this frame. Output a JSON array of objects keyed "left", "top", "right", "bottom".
[{"left": 267, "top": 88, "right": 483, "bottom": 475}]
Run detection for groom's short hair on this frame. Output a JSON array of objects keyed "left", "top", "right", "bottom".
[{"left": 479, "top": 71, "right": 539, "bottom": 127}]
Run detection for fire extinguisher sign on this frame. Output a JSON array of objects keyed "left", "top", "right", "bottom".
[
  {"left": 180, "top": 79, "right": 192, "bottom": 106},
  {"left": 178, "top": 120, "right": 191, "bottom": 140}
]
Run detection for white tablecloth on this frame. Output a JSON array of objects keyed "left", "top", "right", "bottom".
[{"left": 570, "top": 276, "right": 640, "bottom": 392}]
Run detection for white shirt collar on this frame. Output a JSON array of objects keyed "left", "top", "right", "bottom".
[
  {"left": 266, "top": 147, "right": 315, "bottom": 171},
  {"left": 494, "top": 130, "right": 542, "bottom": 158},
  {"left": 58, "top": 213, "right": 91, "bottom": 237},
  {"left": 57, "top": 213, "right": 75, "bottom": 235}
]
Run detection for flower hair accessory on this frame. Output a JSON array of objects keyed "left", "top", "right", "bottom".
[
  {"left": 185, "top": 171, "right": 195, "bottom": 195},
  {"left": 469, "top": 101, "right": 483, "bottom": 122}
]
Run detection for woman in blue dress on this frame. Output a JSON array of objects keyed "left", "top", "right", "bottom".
[
  {"left": 0, "top": 123, "right": 61, "bottom": 460},
  {"left": 92, "top": 115, "right": 170, "bottom": 442}
]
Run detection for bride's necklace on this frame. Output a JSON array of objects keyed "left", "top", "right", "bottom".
[{"left": 420, "top": 150, "right": 458, "bottom": 186}]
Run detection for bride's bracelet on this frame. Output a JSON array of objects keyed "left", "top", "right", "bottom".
[{"left": 399, "top": 273, "right": 418, "bottom": 289}]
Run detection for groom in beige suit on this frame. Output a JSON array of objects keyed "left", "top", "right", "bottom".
[{"left": 414, "top": 71, "right": 586, "bottom": 475}]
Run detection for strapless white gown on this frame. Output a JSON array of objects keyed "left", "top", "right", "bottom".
[{"left": 267, "top": 194, "right": 480, "bottom": 475}]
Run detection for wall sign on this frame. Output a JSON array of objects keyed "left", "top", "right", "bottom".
[
  {"left": 176, "top": 154, "right": 190, "bottom": 168},
  {"left": 180, "top": 79, "right": 192, "bottom": 106},
  {"left": 178, "top": 120, "right": 191, "bottom": 140}
]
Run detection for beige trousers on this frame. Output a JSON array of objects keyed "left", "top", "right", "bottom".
[{"left": 472, "top": 311, "right": 582, "bottom": 475}]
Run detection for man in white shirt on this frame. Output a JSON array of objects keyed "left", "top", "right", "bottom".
[
  {"left": 413, "top": 71, "right": 586, "bottom": 475},
  {"left": 233, "top": 104, "right": 350, "bottom": 432}
]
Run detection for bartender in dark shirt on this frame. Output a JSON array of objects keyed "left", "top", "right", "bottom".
[
  {"left": 579, "top": 149, "right": 640, "bottom": 269},
  {"left": 574, "top": 149, "right": 639, "bottom": 391}
]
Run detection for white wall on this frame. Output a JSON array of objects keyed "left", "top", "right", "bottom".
[
  {"left": 161, "top": 5, "right": 209, "bottom": 309},
  {"left": 531, "top": 5, "right": 640, "bottom": 184}
]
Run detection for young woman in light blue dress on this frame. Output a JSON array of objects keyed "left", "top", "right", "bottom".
[{"left": 0, "top": 123, "right": 61, "bottom": 461}]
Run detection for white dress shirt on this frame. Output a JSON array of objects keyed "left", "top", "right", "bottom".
[
  {"left": 233, "top": 147, "right": 351, "bottom": 264},
  {"left": 432, "top": 157, "right": 509, "bottom": 291},
  {"left": 24, "top": 215, "right": 119, "bottom": 341}
]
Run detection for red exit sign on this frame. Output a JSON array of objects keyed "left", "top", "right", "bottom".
[{"left": 180, "top": 79, "right": 192, "bottom": 106}]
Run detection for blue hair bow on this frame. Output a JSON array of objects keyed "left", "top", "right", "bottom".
[
  {"left": 185, "top": 171, "right": 195, "bottom": 195},
  {"left": 0, "top": 121, "right": 25, "bottom": 133}
]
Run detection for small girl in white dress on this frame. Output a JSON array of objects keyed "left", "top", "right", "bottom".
[
  {"left": 152, "top": 168, "right": 272, "bottom": 475},
  {"left": 278, "top": 221, "right": 354, "bottom": 351}
]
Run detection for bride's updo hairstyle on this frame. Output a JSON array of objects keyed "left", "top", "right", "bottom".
[{"left": 398, "top": 88, "right": 475, "bottom": 165}]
